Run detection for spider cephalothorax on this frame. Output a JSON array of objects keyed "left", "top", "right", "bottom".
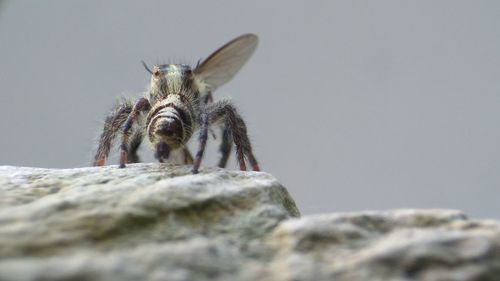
[{"left": 93, "top": 34, "right": 260, "bottom": 174}]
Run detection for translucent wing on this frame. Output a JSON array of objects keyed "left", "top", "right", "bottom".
[{"left": 194, "top": 33, "right": 258, "bottom": 90}]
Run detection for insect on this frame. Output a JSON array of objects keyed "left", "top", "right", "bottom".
[{"left": 93, "top": 33, "right": 260, "bottom": 174}]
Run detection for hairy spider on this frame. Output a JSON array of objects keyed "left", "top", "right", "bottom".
[{"left": 93, "top": 34, "right": 260, "bottom": 174}]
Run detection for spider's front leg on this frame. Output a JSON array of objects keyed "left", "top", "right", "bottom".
[
  {"left": 119, "top": 97, "right": 151, "bottom": 168},
  {"left": 196, "top": 90, "right": 232, "bottom": 169},
  {"left": 192, "top": 112, "right": 209, "bottom": 174},
  {"left": 93, "top": 102, "right": 132, "bottom": 166}
]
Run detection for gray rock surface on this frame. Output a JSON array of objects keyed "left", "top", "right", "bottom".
[
  {"left": 1, "top": 164, "right": 499, "bottom": 281},
  {"left": 267, "top": 210, "right": 500, "bottom": 281}
]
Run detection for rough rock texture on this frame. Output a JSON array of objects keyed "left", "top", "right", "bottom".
[
  {"left": 1, "top": 164, "right": 500, "bottom": 281},
  {"left": 267, "top": 210, "right": 500, "bottom": 281}
]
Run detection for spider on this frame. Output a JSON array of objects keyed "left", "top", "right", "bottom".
[{"left": 93, "top": 33, "right": 260, "bottom": 174}]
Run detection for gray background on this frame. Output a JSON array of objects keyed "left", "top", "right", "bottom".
[{"left": 1, "top": 1, "right": 499, "bottom": 218}]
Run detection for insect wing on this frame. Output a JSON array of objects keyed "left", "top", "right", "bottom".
[{"left": 194, "top": 33, "right": 258, "bottom": 90}]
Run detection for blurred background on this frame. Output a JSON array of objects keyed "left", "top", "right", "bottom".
[{"left": 0, "top": 1, "right": 499, "bottom": 218}]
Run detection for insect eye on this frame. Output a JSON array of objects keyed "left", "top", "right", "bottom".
[{"left": 152, "top": 66, "right": 161, "bottom": 77}]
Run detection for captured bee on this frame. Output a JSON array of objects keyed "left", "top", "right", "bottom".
[{"left": 93, "top": 33, "right": 260, "bottom": 174}]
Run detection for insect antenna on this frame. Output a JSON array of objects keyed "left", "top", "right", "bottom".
[
  {"left": 141, "top": 60, "right": 153, "bottom": 74},
  {"left": 195, "top": 58, "right": 203, "bottom": 68}
]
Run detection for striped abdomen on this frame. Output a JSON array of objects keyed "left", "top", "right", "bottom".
[{"left": 146, "top": 94, "right": 194, "bottom": 148}]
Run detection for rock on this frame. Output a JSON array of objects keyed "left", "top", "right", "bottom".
[
  {"left": 267, "top": 209, "right": 500, "bottom": 281},
  {"left": 0, "top": 164, "right": 299, "bottom": 281},
  {"left": 1, "top": 164, "right": 500, "bottom": 281}
]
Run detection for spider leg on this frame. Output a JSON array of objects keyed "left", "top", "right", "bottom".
[
  {"left": 207, "top": 100, "right": 260, "bottom": 172},
  {"left": 191, "top": 112, "right": 209, "bottom": 174},
  {"left": 189, "top": 90, "right": 213, "bottom": 172},
  {"left": 93, "top": 102, "right": 132, "bottom": 166},
  {"left": 218, "top": 125, "right": 232, "bottom": 168},
  {"left": 119, "top": 98, "right": 151, "bottom": 168},
  {"left": 203, "top": 91, "right": 234, "bottom": 168},
  {"left": 127, "top": 130, "right": 143, "bottom": 163}
]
